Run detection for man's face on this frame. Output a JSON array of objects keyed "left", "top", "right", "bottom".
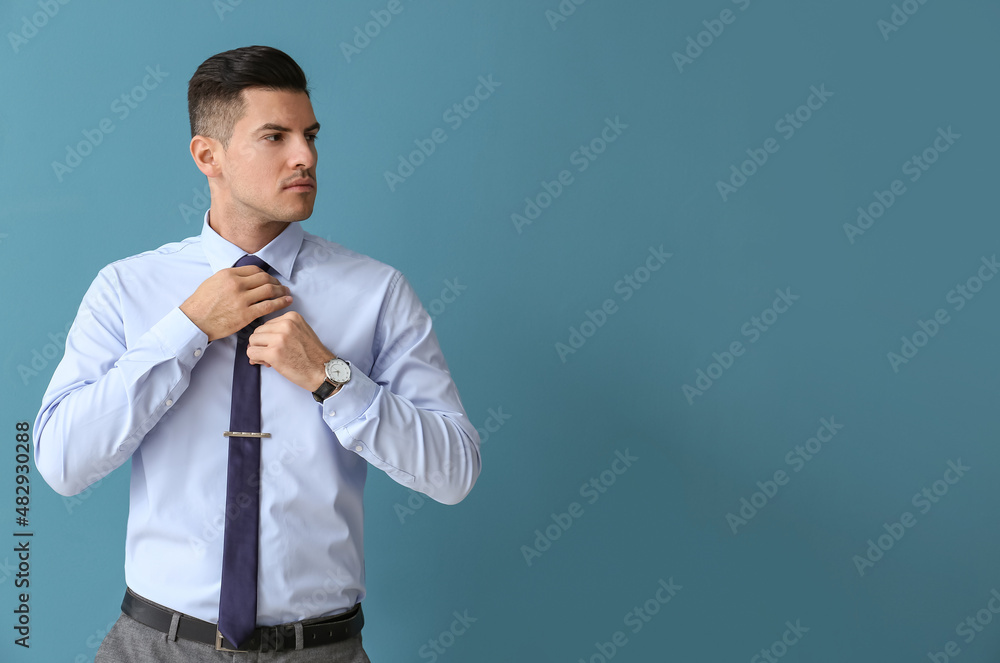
[{"left": 217, "top": 87, "right": 319, "bottom": 224}]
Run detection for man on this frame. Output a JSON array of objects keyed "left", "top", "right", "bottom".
[{"left": 33, "top": 45, "right": 481, "bottom": 661}]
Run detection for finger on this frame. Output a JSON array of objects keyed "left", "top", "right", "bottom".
[
  {"left": 246, "top": 348, "right": 273, "bottom": 367},
  {"left": 258, "top": 311, "right": 308, "bottom": 334},
  {"left": 229, "top": 264, "right": 271, "bottom": 277},
  {"left": 255, "top": 310, "right": 304, "bottom": 329},
  {"left": 247, "top": 329, "right": 279, "bottom": 346},
  {"left": 246, "top": 295, "right": 293, "bottom": 321},
  {"left": 238, "top": 270, "right": 285, "bottom": 290},
  {"left": 245, "top": 281, "right": 291, "bottom": 306},
  {"left": 225, "top": 267, "right": 284, "bottom": 294},
  {"left": 250, "top": 319, "right": 282, "bottom": 335}
]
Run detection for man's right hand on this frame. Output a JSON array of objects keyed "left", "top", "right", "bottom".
[{"left": 179, "top": 266, "right": 293, "bottom": 342}]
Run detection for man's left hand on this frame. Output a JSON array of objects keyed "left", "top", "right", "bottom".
[{"left": 246, "top": 311, "right": 334, "bottom": 393}]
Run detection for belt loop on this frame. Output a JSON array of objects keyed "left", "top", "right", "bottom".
[
  {"left": 167, "top": 612, "right": 181, "bottom": 642},
  {"left": 294, "top": 622, "right": 304, "bottom": 650}
]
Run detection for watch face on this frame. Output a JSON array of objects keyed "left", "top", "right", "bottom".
[{"left": 326, "top": 359, "right": 351, "bottom": 383}]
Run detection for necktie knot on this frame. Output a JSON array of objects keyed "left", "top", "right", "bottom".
[{"left": 234, "top": 254, "right": 271, "bottom": 272}]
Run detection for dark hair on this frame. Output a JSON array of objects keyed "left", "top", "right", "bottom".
[{"left": 188, "top": 45, "right": 309, "bottom": 147}]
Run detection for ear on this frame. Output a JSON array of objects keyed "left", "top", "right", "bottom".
[{"left": 190, "top": 135, "right": 223, "bottom": 178}]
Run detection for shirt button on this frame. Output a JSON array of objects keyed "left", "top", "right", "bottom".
[
  {"left": 194, "top": 349, "right": 202, "bottom": 357},
  {"left": 165, "top": 399, "right": 174, "bottom": 407},
  {"left": 355, "top": 445, "right": 363, "bottom": 452},
  {"left": 329, "top": 411, "right": 336, "bottom": 417}
]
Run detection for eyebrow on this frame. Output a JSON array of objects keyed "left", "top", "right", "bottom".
[{"left": 254, "top": 122, "right": 321, "bottom": 133}]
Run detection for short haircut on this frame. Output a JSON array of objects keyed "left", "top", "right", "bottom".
[{"left": 188, "top": 45, "right": 310, "bottom": 147}]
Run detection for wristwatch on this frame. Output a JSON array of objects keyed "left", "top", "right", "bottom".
[{"left": 313, "top": 357, "right": 351, "bottom": 402}]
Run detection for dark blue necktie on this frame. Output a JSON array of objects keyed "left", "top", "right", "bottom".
[{"left": 218, "top": 254, "right": 271, "bottom": 648}]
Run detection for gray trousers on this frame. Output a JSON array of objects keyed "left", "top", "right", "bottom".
[{"left": 95, "top": 612, "right": 372, "bottom": 663}]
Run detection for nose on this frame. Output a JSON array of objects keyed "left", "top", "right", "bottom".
[{"left": 290, "top": 134, "right": 317, "bottom": 171}]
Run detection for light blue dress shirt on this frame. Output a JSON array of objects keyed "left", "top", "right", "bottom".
[{"left": 33, "top": 214, "right": 481, "bottom": 625}]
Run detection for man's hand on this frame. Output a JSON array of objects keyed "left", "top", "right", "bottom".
[
  {"left": 179, "top": 266, "right": 292, "bottom": 342},
  {"left": 246, "top": 311, "right": 335, "bottom": 392}
]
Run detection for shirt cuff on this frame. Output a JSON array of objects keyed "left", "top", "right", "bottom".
[
  {"left": 321, "top": 367, "right": 378, "bottom": 438},
  {"left": 151, "top": 307, "right": 210, "bottom": 368}
]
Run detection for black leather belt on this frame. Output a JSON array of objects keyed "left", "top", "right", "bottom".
[{"left": 121, "top": 588, "right": 364, "bottom": 652}]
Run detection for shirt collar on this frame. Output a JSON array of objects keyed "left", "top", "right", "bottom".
[{"left": 200, "top": 210, "right": 305, "bottom": 280}]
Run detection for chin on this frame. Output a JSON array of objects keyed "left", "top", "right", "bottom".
[{"left": 276, "top": 205, "right": 315, "bottom": 223}]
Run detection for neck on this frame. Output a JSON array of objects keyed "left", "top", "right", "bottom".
[{"left": 207, "top": 207, "right": 290, "bottom": 254}]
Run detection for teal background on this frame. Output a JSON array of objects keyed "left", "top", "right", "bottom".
[{"left": 3, "top": 0, "right": 1000, "bottom": 660}]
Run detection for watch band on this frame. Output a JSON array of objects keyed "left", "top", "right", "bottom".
[{"left": 312, "top": 379, "right": 339, "bottom": 403}]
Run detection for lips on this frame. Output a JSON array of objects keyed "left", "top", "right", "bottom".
[{"left": 283, "top": 178, "right": 315, "bottom": 191}]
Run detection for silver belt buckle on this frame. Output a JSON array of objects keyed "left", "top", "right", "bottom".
[{"left": 216, "top": 629, "right": 248, "bottom": 652}]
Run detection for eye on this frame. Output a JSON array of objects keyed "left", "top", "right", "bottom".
[
  {"left": 306, "top": 134, "right": 319, "bottom": 142},
  {"left": 264, "top": 134, "right": 282, "bottom": 142}
]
